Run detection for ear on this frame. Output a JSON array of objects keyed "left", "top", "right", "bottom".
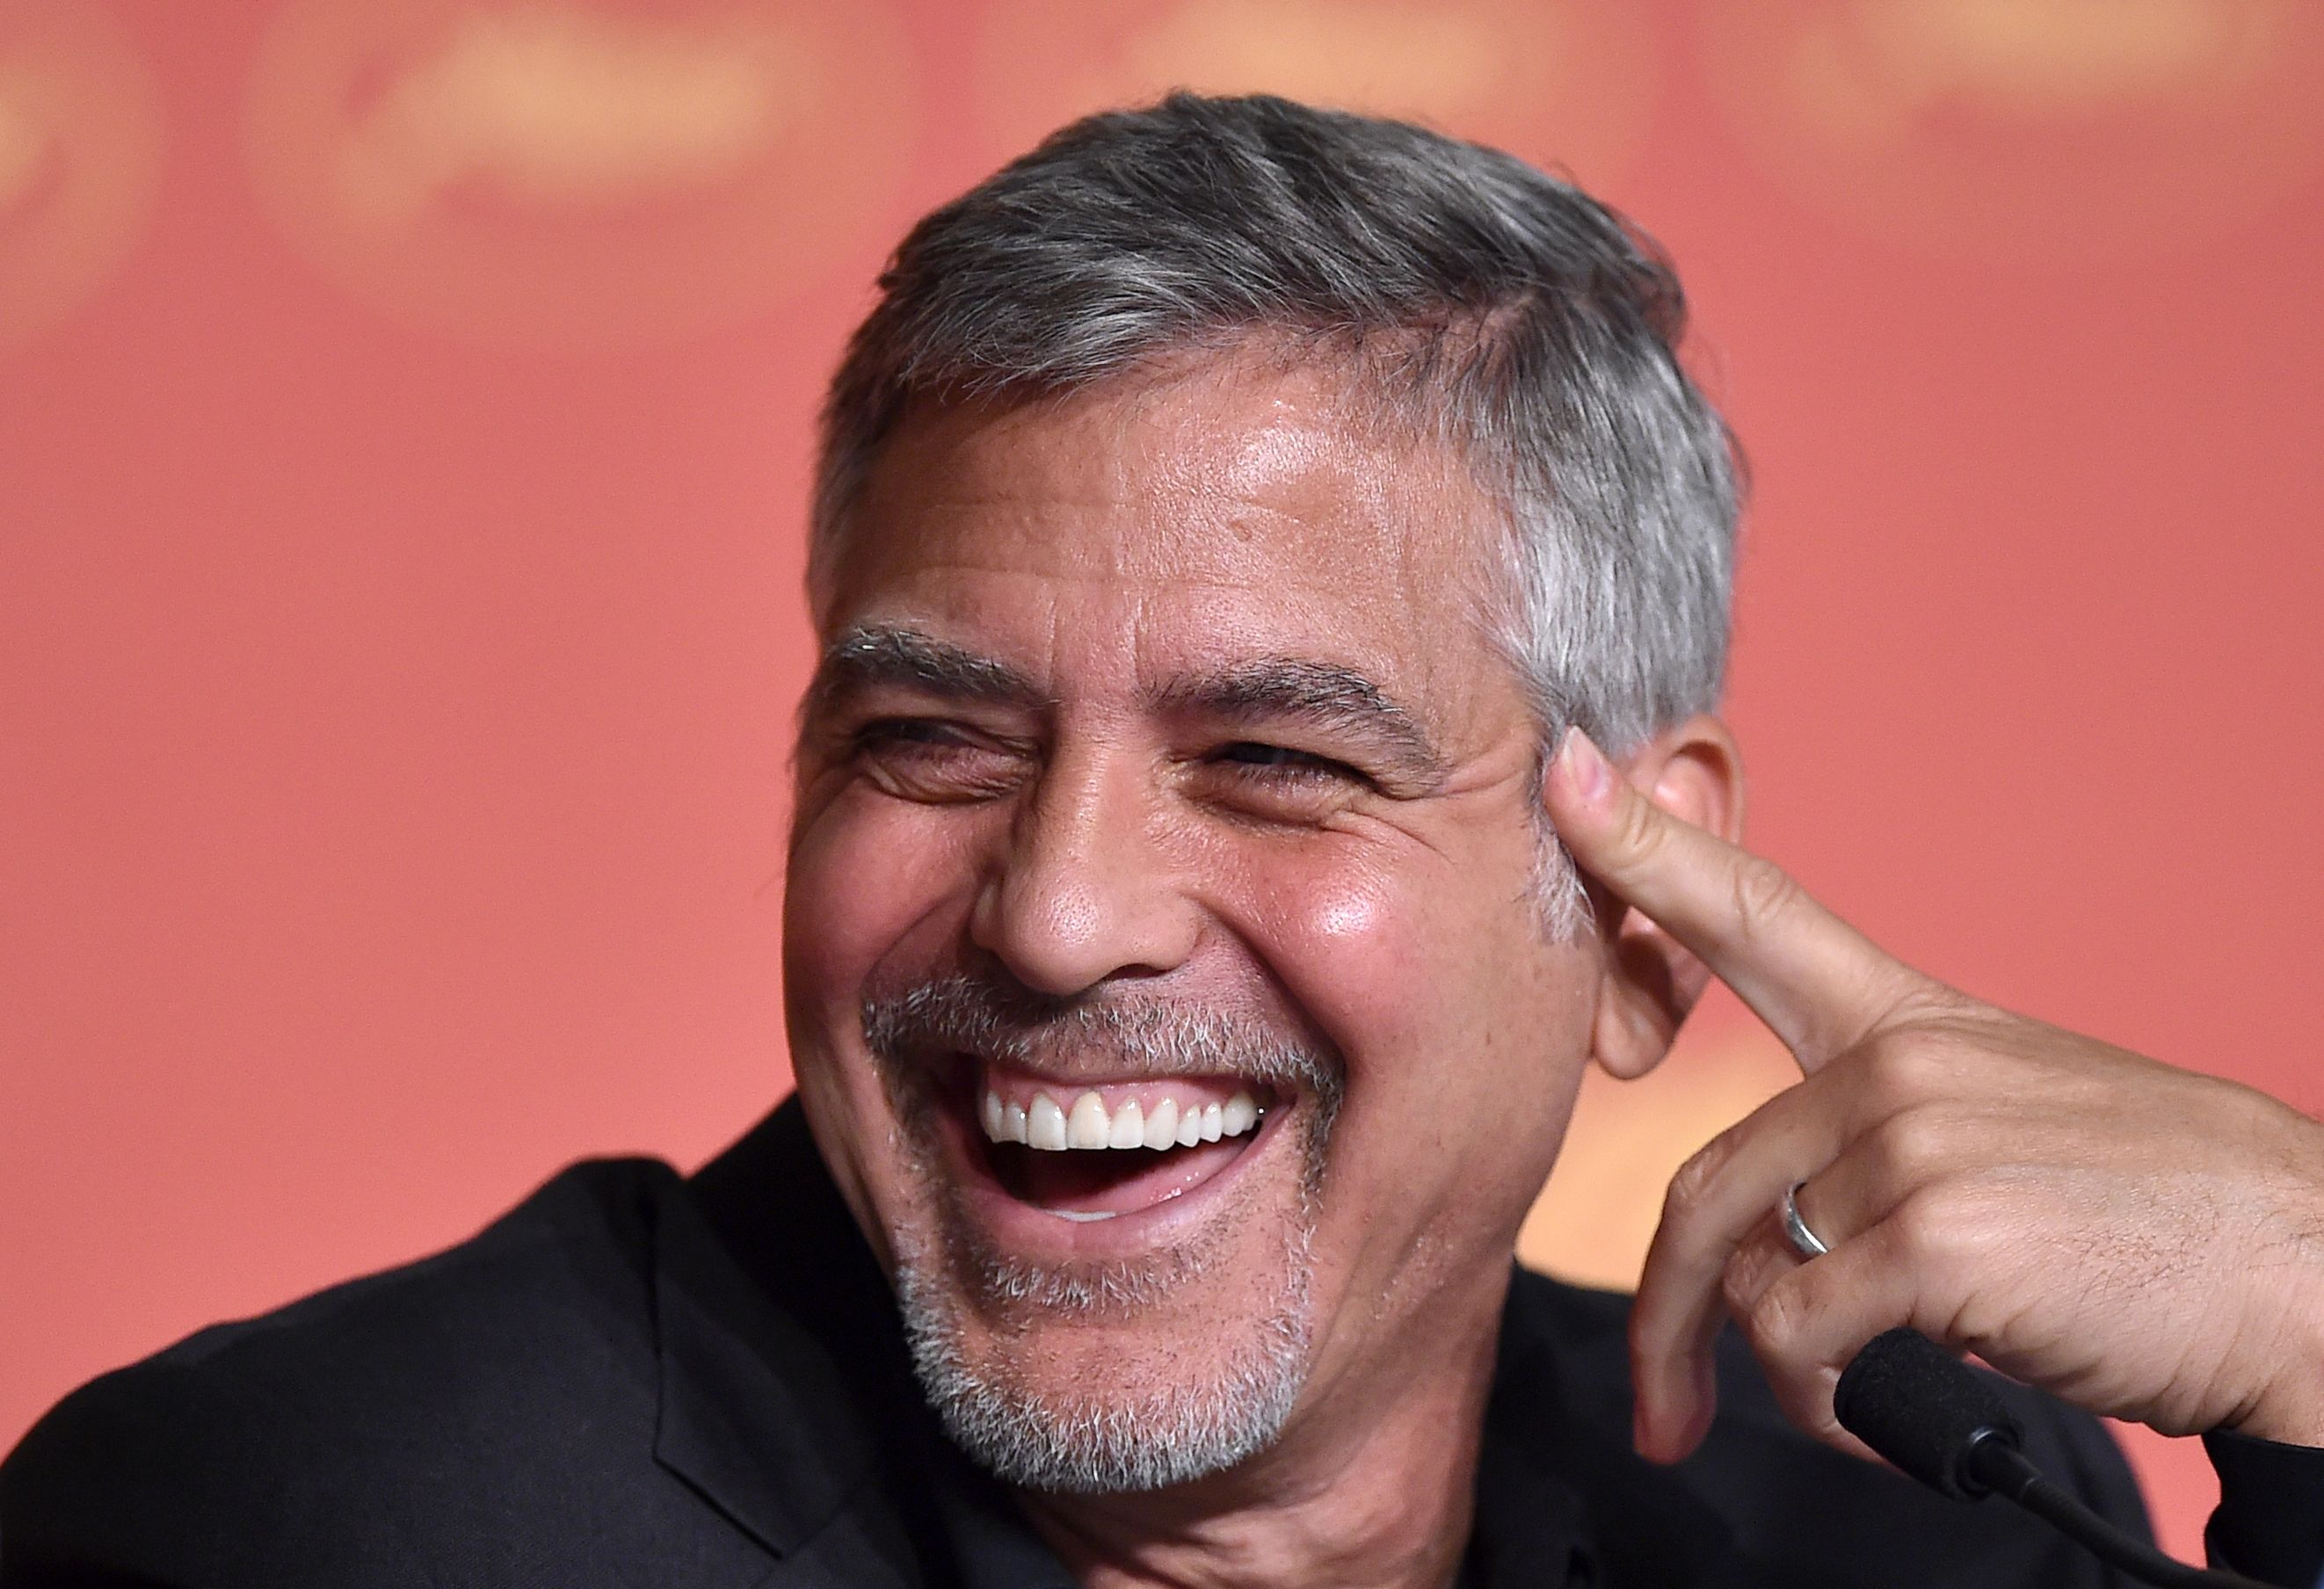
[{"left": 1560, "top": 714, "right": 1745, "bottom": 1082}]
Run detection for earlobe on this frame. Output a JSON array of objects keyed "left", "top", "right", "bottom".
[
  {"left": 1572, "top": 715, "right": 1743, "bottom": 1079},
  {"left": 1590, "top": 928, "right": 1709, "bottom": 1079}
]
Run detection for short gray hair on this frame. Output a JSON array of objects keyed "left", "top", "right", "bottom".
[{"left": 811, "top": 91, "right": 1741, "bottom": 758}]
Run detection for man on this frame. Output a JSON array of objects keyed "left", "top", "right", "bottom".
[{"left": 5, "top": 93, "right": 2322, "bottom": 1586}]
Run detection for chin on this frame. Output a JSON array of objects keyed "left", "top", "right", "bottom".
[{"left": 893, "top": 1207, "right": 1318, "bottom": 1493}]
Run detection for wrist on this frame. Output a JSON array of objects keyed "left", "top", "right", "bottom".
[
  {"left": 2232, "top": 1390, "right": 2324, "bottom": 1450},
  {"left": 2226, "top": 1239, "right": 2324, "bottom": 1448}
]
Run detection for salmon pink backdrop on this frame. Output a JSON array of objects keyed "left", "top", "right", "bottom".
[{"left": 6, "top": 0, "right": 2321, "bottom": 1559}]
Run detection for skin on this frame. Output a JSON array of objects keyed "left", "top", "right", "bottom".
[
  {"left": 1544, "top": 729, "right": 2324, "bottom": 1461},
  {"left": 781, "top": 341, "right": 2324, "bottom": 1588},
  {"left": 783, "top": 352, "right": 1739, "bottom": 1589}
]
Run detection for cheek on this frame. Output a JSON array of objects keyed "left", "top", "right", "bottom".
[
  {"left": 1239, "top": 846, "right": 1596, "bottom": 1208},
  {"left": 1254, "top": 849, "right": 1587, "bottom": 1071},
  {"left": 785, "top": 794, "right": 982, "bottom": 1003},
  {"left": 781, "top": 792, "right": 992, "bottom": 1119},
  {"left": 782, "top": 790, "right": 999, "bottom": 1264}
]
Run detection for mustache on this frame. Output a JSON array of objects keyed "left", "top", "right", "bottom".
[{"left": 861, "top": 974, "right": 1344, "bottom": 1103}]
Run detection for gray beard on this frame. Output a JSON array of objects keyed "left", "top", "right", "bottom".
[
  {"left": 895, "top": 1213, "right": 1316, "bottom": 1494},
  {"left": 862, "top": 976, "right": 1341, "bottom": 1494}
]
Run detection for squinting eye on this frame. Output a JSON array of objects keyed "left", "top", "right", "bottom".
[
  {"left": 1215, "top": 743, "right": 1352, "bottom": 780},
  {"left": 856, "top": 718, "right": 963, "bottom": 750},
  {"left": 846, "top": 717, "right": 1031, "bottom": 802}
]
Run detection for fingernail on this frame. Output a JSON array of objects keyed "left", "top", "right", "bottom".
[{"left": 1558, "top": 726, "right": 1615, "bottom": 804}]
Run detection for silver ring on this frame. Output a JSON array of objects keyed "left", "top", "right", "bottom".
[{"left": 1780, "top": 1180, "right": 1830, "bottom": 1259}]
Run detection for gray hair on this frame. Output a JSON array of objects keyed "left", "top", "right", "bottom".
[{"left": 811, "top": 92, "right": 1739, "bottom": 760}]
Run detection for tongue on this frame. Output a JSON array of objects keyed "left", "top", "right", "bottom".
[{"left": 1012, "top": 1137, "right": 1251, "bottom": 1215}]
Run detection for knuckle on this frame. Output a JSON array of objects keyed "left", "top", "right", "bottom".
[
  {"left": 1854, "top": 1035, "right": 1947, "bottom": 1113},
  {"left": 1867, "top": 1106, "right": 1953, "bottom": 1187},
  {"left": 1612, "top": 786, "right": 1667, "bottom": 864},
  {"left": 1727, "top": 857, "right": 1804, "bottom": 947},
  {"left": 2226, "top": 1075, "right": 2293, "bottom": 1142},
  {"left": 1664, "top": 1133, "right": 1737, "bottom": 1223},
  {"left": 1888, "top": 1184, "right": 1979, "bottom": 1274},
  {"left": 1660, "top": 1168, "right": 1705, "bottom": 1229},
  {"left": 1719, "top": 1242, "right": 1768, "bottom": 1322},
  {"left": 1743, "top": 1270, "right": 1811, "bottom": 1360}
]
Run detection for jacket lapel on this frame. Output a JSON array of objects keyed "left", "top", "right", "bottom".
[
  {"left": 650, "top": 1196, "right": 875, "bottom": 1557},
  {"left": 651, "top": 1103, "right": 986, "bottom": 1586}
]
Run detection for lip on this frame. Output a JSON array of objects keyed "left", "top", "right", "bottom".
[{"left": 929, "top": 1060, "right": 1292, "bottom": 1260}]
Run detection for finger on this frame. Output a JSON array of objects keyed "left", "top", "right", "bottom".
[
  {"left": 1631, "top": 1083, "right": 1848, "bottom": 1461},
  {"left": 1659, "top": 1212, "right": 1880, "bottom": 1468},
  {"left": 1790, "top": 1107, "right": 1979, "bottom": 1264},
  {"left": 1719, "top": 1211, "right": 1808, "bottom": 1356},
  {"left": 1725, "top": 1216, "right": 1940, "bottom": 1458},
  {"left": 1630, "top": 1261, "right": 1724, "bottom": 1463},
  {"left": 1630, "top": 1067, "right": 1920, "bottom": 1461},
  {"left": 1546, "top": 728, "right": 1917, "bottom": 1063},
  {"left": 1660, "top": 1209, "right": 1812, "bottom": 1461}
]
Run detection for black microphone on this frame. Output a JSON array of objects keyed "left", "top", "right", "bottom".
[
  {"left": 1832, "top": 1322, "right": 2020, "bottom": 1500},
  {"left": 1834, "top": 1329, "right": 2270, "bottom": 1588}
]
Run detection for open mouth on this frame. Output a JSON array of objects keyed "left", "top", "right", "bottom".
[{"left": 950, "top": 1057, "right": 1280, "bottom": 1225}]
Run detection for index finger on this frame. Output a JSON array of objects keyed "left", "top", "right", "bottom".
[{"left": 1544, "top": 728, "right": 1916, "bottom": 1067}]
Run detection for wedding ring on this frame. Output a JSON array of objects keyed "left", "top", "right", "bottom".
[{"left": 1780, "top": 1180, "right": 1830, "bottom": 1260}]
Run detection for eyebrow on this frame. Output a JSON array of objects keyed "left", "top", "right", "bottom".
[
  {"left": 806, "top": 628, "right": 1448, "bottom": 789},
  {"left": 1149, "top": 659, "right": 1449, "bottom": 788},
  {"left": 804, "top": 626, "right": 1050, "bottom": 719}
]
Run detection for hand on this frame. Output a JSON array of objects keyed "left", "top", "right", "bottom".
[{"left": 1544, "top": 729, "right": 2324, "bottom": 1463}]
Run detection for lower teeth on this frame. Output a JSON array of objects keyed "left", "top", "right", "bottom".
[{"left": 1051, "top": 1208, "right": 1118, "bottom": 1223}]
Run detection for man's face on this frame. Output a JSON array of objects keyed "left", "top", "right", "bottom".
[{"left": 784, "top": 356, "right": 1604, "bottom": 1491}]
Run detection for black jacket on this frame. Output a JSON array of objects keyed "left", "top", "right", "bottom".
[{"left": 5, "top": 1100, "right": 2319, "bottom": 1586}]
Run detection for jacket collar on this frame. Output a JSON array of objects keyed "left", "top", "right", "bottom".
[
  {"left": 650, "top": 1101, "right": 894, "bottom": 1558},
  {"left": 1481, "top": 1273, "right": 1746, "bottom": 1587}
]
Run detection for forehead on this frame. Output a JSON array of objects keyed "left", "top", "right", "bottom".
[{"left": 827, "top": 359, "right": 1510, "bottom": 690}]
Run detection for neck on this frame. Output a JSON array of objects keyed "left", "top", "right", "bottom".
[{"left": 1012, "top": 1279, "right": 1508, "bottom": 1589}]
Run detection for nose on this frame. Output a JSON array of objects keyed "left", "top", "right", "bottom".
[{"left": 968, "top": 745, "right": 1201, "bottom": 997}]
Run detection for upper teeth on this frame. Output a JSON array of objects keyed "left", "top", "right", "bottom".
[{"left": 981, "top": 1088, "right": 1260, "bottom": 1151}]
